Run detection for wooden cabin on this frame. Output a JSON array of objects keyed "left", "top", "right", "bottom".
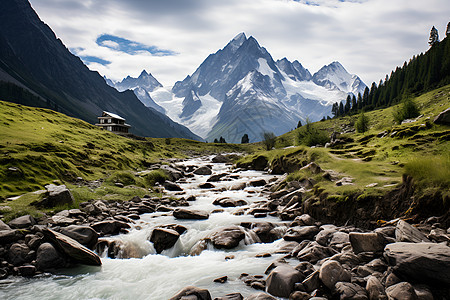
[{"left": 95, "top": 111, "right": 131, "bottom": 134}]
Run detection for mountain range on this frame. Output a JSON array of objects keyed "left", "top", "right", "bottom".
[
  {"left": 0, "top": 0, "right": 200, "bottom": 140},
  {"left": 110, "top": 33, "right": 366, "bottom": 143}
]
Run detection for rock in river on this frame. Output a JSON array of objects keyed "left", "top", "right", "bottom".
[
  {"left": 211, "top": 226, "right": 245, "bottom": 249},
  {"left": 173, "top": 208, "right": 209, "bottom": 220},
  {"left": 150, "top": 228, "right": 180, "bottom": 253}
]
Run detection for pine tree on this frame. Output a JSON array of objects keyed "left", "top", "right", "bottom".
[
  {"left": 297, "top": 120, "right": 302, "bottom": 128},
  {"left": 332, "top": 103, "right": 339, "bottom": 117},
  {"left": 351, "top": 94, "right": 357, "bottom": 112},
  {"left": 357, "top": 93, "right": 363, "bottom": 110},
  {"left": 362, "top": 87, "right": 369, "bottom": 109},
  {"left": 344, "top": 95, "right": 351, "bottom": 114},
  {"left": 219, "top": 136, "right": 227, "bottom": 143},
  {"left": 213, "top": 138, "right": 219, "bottom": 143},
  {"left": 338, "top": 101, "right": 344, "bottom": 116},
  {"left": 447, "top": 22, "right": 450, "bottom": 37},
  {"left": 429, "top": 26, "right": 439, "bottom": 46}
]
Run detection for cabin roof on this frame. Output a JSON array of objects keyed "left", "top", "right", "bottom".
[{"left": 102, "top": 111, "right": 125, "bottom": 121}]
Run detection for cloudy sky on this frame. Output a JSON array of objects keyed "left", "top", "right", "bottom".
[{"left": 28, "top": 0, "right": 449, "bottom": 87}]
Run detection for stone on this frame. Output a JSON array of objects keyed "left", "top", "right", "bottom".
[
  {"left": 42, "top": 228, "right": 101, "bottom": 266},
  {"left": 193, "top": 166, "right": 212, "bottom": 175},
  {"left": 366, "top": 275, "right": 387, "bottom": 300},
  {"left": 17, "top": 264, "right": 36, "bottom": 277},
  {"left": 251, "top": 223, "right": 281, "bottom": 243},
  {"left": 295, "top": 261, "right": 315, "bottom": 277},
  {"left": 35, "top": 184, "right": 75, "bottom": 208},
  {"left": 160, "top": 165, "right": 184, "bottom": 182},
  {"left": 329, "top": 252, "right": 361, "bottom": 268},
  {"left": 92, "top": 220, "right": 131, "bottom": 236},
  {"left": 319, "top": 260, "right": 351, "bottom": 290},
  {"left": 212, "top": 155, "right": 231, "bottom": 163},
  {"left": 211, "top": 226, "right": 245, "bottom": 249},
  {"left": 215, "top": 293, "right": 243, "bottom": 300},
  {"left": 413, "top": 285, "right": 434, "bottom": 300},
  {"left": 265, "top": 265, "right": 304, "bottom": 298},
  {"left": 60, "top": 225, "right": 99, "bottom": 249},
  {"left": 213, "top": 275, "right": 228, "bottom": 283},
  {"left": 163, "top": 181, "right": 183, "bottom": 191},
  {"left": 302, "top": 271, "right": 320, "bottom": 293},
  {"left": 385, "top": 282, "right": 418, "bottom": 300},
  {"left": 8, "top": 243, "right": 30, "bottom": 266},
  {"left": 230, "top": 182, "right": 246, "bottom": 190},
  {"left": 173, "top": 208, "right": 209, "bottom": 220},
  {"left": 8, "top": 215, "right": 36, "bottom": 229},
  {"left": 315, "top": 229, "right": 337, "bottom": 246},
  {"left": 349, "top": 232, "right": 387, "bottom": 254},
  {"left": 0, "top": 229, "right": 22, "bottom": 244},
  {"left": 374, "top": 226, "right": 396, "bottom": 238},
  {"left": 283, "top": 226, "right": 320, "bottom": 242},
  {"left": 384, "top": 242, "right": 450, "bottom": 285},
  {"left": 36, "top": 242, "right": 66, "bottom": 270},
  {"left": 51, "top": 215, "right": 77, "bottom": 226},
  {"left": 289, "top": 291, "right": 312, "bottom": 300},
  {"left": 249, "top": 179, "right": 267, "bottom": 187},
  {"left": 150, "top": 228, "right": 180, "bottom": 253},
  {"left": 169, "top": 286, "right": 212, "bottom": 300},
  {"left": 300, "top": 162, "right": 322, "bottom": 174},
  {"left": 213, "top": 197, "right": 247, "bottom": 208},
  {"left": 245, "top": 292, "right": 277, "bottom": 300},
  {"left": 433, "top": 107, "right": 450, "bottom": 125},
  {"left": 291, "top": 214, "right": 315, "bottom": 227},
  {"left": 0, "top": 220, "right": 11, "bottom": 231},
  {"left": 329, "top": 231, "right": 350, "bottom": 250},
  {"left": 199, "top": 182, "right": 215, "bottom": 189},
  {"left": 335, "top": 282, "right": 368, "bottom": 299},
  {"left": 207, "top": 173, "right": 228, "bottom": 182},
  {"left": 395, "top": 220, "right": 430, "bottom": 243},
  {"left": 297, "top": 243, "right": 337, "bottom": 264}
]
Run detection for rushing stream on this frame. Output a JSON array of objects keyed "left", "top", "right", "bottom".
[{"left": 0, "top": 156, "right": 292, "bottom": 300}]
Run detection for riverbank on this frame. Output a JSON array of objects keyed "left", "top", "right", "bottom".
[{"left": 0, "top": 155, "right": 449, "bottom": 299}]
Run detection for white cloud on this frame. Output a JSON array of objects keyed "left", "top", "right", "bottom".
[{"left": 29, "top": 0, "right": 450, "bottom": 86}]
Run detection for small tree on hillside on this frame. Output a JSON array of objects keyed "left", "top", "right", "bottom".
[
  {"left": 297, "top": 120, "right": 302, "bottom": 128},
  {"left": 213, "top": 138, "right": 219, "bottom": 143},
  {"left": 355, "top": 112, "right": 370, "bottom": 133},
  {"left": 393, "top": 95, "right": 420, "bottom": 124},
  {"left": 297, "top": 118, "right": 329, "bottom": 147},
  {"left": 262, "top": 132, "right": 276, "bottom": 150},
  {"left": 219, "top": 136, "right": 227, "bottom": 143},
  {"left": 429, "top": 26, "right": 439, "bottom": 46},
  {"left": 241, "top": 134, "right": 249, "bottom": 144}
]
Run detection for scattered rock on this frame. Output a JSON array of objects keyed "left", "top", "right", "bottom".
[
  {"left": 433, "top": 107, "right": 450, "bottom": 125},
  {"left": 384, "top": 242, "right": 450, "bottom": 285},
  {"left": 349, "top": 232, "right": 387, "bottom": 254},
  {"left": 213, "top": 197, "right": 247, "bottom": 207},
  {"left": 36, "top": 242, "right": 66, "bottom": 271},
  {"left": 150, "top": 228, "right": 180, "bottom": 253},
  {"left": 0, "top": 220, "right": 11, "bottom": 231},
  {"left": 163, "top": 181, "right": 183, "bottom": 191},
  {"left": 173, "top": 208, "right": 209, "bottom": 220},
  {"left": 8, "top": 215, "right": 36, "bottom": 229},
  {"left": 42, "top": 228, "right": 101, "bottom": 266},
  {"left": 300, "top": 162, "right": 322, "bottom": 174},
  {"left": 211, "top": 226, "right": 245, "bottom": 249},
  {"left": 265, "top": 265, "right": 304, "bottom": 298},
  {"left": 319, "top": 260, "right": 351, "bottom": 290},
  {"left": 366, "top": 275, "right": 387, "bottom": 300},
  {"left": 169, "top": 286, "right": 212, "bottom": 300},
  {"left": 214, "top": 275, "right": 228, "bottom": 283},
  {"left": 215, "top": 293, "right": 243, "bottom": 300},
  {"left": 38, "top": 184, "right": 75, "bottom": 208},
  {"left": 291, "top": 214, "right": 315, "bottom": 227},
  {"left": 283, "top": 226, "right": 320, "bottom": 242},
  {"left": 199, "top": 182, "right": 215, "bottom": 189},
  {"left": 230, "top": 182, "right": 246, "bottom": 190},
  {"left": 385, "top": 282, "right": 418, "bottom": 300},
  {"left": 334, "top": 282, "right": 368, "bottom": 299},
  {"left": 245, "top": 292, "right": 277, "bottom": 300},
  {"left": 212, "top": 155, "right": 231, "bottom": 163},
  {"left": 207, "top": 173, "right": 228, "bottom": 182},
  {"left": 0, "top": 229, "right": 22, "bottom": 244},
  {"left": 8, "top": 243, "right": 31, "bottom": 266},
  {"left": 395, "top": 220, "right": 430, "bottom": 243},
  {"left": 194, "top": 166, "right": 213, "bottom": 175},
  {"left": 92, "top": 220, "right": 131, "bottom": 236},
  {"left": 249, "top": 179, "right": 267, "bottom": 187},
  {"left": 289, "top": 291, "right": 312, "bottom": 300}
]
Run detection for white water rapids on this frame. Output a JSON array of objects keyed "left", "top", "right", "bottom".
[{"left": 0, "top": 157, "right": 292, "bottom": 300}]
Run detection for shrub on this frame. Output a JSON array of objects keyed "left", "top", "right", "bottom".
[
  {"left": 262, "top": 132, "right": 276, "bottom": 150},
  {"left": 297, "top": 119, "right": 329, "bottom": 147},
  {"left": 106, "top": 171, "right": 136, "bottom": 186},
  {"left": 393, "top": 97, "right": 420, "bottom": 124},
  {"left": 355, "top": 112, "right": 370, "bottom": 133},
  {"left": 143, "top": 169, "right": 168, "bottom": 186}
]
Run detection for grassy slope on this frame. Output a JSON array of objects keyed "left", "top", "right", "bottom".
[
  {"left": 238, "top": 85, "right": 450, "bottom": 201},
  {"left": 0, "top": 100, "right": 261, "bottom": 219}
]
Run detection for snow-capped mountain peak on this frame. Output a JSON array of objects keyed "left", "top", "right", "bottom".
[{"left": 312, "top": 61, "right": 365, "bottom": 95}]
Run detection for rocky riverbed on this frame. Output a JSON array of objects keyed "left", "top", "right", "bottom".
[{"left": 0, "top": 155, "right": 449, "bottom": 299}]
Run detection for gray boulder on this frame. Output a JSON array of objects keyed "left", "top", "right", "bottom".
[
  {"left": 283, "top": 226, "right": 320, "bottom": 242},
  {"left": 36, "top": 242, "right": 66, "bottom": 270},
  {"left": 42, "top": 228, "right": 101, "bottom": 266},
  {"left": 245, "top": 292, "right": 277, "bottom": 300},
  {"left": 291, "top": 214, "right": 316, "bottom": 227},
  {"left": 249, "top": 179, "right": 267, "bottom": 187},
  {"left": 211, "top": 226, "right": 245, "bottom": 249},
  {"left": 265, "top": 265, "right": 304, "bottom": 298},
  {"left": 0, "top": 220, "right": 11, "bottom": 230},
  {"left": 366, "top": 275, "right": 387, "bottom": 300},
  {"left": 169, "top": 286, "right": 212, "bottom": 300},
  {"left": 150, "top": 228, "right": 180, "bottom": 253},
  {"left": 35, "top": 184, "right": 75, "bottom": 207},
  {"left": 212, "top": 155, "right": 231, "bottom": 163},
  {"left": 349, "top": 232, "right": 387, "bottom": 254},
  {"left": 213, "top": 197, "right": 247, "bottom": 207},
  {"left": 319, "top": 260, "right": 351, "bottom": 290},
  {"left": 92, "top": 220, "right": 131, "bottom": 236},
  {"left": 433, "top": 107, "right": 450, "bottom": 125},
  {"left": 385, "top": 282, "right": 418, "bottom": 300},
  {"left": 395, "top": 220, "right": 430, "bottom": 243},
  {"left": 8, "top": 215, "right": 36, "bottom": 229},
  {"left": 297, "top": 243, "right": 337, "bottom": 264},
  {"left": 173, "top": 208, "right": 209, "bottom": 220},
  {"left": 193, "top": 166, "right": 212, "bottom": 175},
  {"left": 60, "top": 225, "right": 99, "bottom": 249},
  {"left": 0, "top": 229, "right": 22, "bottom": 244},
  {"left": 8, "top": 243, "right": 31, "bottom": 266},
  {"left": 215, "top": 293, "right": 243, "bottom": 300},
  {"left": 335, "top": 282, "right": 368, "bottom": 299},
  {"left": 384, "top": 242, "right": 450, "bottom": 285},
  {"left": 163, "top": 181, "right": 183, "bottom": 191}
]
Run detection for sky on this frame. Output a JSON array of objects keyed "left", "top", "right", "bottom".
[{"left": 28, "top": 0, "right": 449, "bottom": 87}]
